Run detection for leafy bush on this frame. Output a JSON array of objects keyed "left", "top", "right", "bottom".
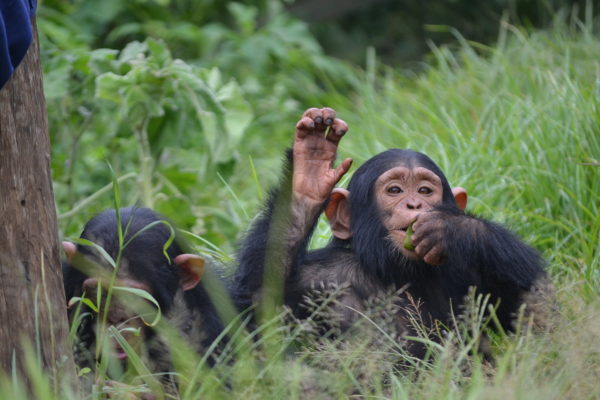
[
  {"left": 43, "top": 37, "right": 252, "bottom": 252},
  {"left": 39, "top": 1, "right": 357, "bottom": 252}
]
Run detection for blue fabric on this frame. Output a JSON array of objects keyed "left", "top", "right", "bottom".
[{"left": 0, "top": 0, "right": 37, "bottom": 89}]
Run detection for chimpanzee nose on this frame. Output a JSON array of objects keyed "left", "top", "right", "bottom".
[{"left": 406, "top": 198, "right": 422, "bottom": 210}]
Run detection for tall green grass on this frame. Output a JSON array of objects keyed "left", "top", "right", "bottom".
[
  {"left": 331, "top": 20, "right": 599, "bottom": 292},
  {"left": 5, "top": 20, "right": 599, "bottom": 400}
]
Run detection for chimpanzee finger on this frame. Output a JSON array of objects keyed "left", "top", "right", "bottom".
[
  {"left": 296, "top": 116, "right": 316, "bottom": 139},
  {"left": 320, "top": 107, "right": 336, "bottom": 126},
  {"left": 414, "top": 236, "right": 436, "bottom": 259},
  {"left": 411, "top": 211, "right": 436, "bottom": 233},
  {"left": 410, "top": 218, "right": 431, "bottom": 245},
  {"left": 423, "top": 245, "right": 446, "bottom": 266},
  {"left": 411, "top": 214, "right": 443, "bottom": 244},
  {"left": 333, "top": 158, "right": 353, "bottom": 184},
  {"left": 301, "top": 107, "right": 323, "bottom": 128},
  {"left": 326, "top": 118, "right": 349, "bottom": 144},
  {"left": 302, "top": 107, "right": 320, "bottom": 119},
  {"left": 303, "top": 107, "right": 336, "bottom": 133}
]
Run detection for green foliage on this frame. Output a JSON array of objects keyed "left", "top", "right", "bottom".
[
  {"left": 43, "top": 36, "right": 254, "bottom": 250},
  {"left": 39, "top": 1, "right": 357, "bottom": 252},
  {"left": 24, "top": 1, "right": 600, "bottom": 399},
  {"left": 330, "top": 21, "right": 600, "bottom": 293}
]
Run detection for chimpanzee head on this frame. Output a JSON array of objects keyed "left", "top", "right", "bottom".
[
  {"left": 325, "top": 149, "right": 468, "bottom": 282},
  {"left": 62, "top": 207, "right": 205, "bottom": 362}
]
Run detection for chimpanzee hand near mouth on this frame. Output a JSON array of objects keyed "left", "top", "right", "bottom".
[
  {"left": 410, "top": 211, "right": 448, "bottom": 266},
  {"left": 293, "top": 107, "right": 352, "bottom": 204}
]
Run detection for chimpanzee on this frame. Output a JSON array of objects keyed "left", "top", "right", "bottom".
[
  {"left": 232, "top": 107, "right": 552, "bottom": 358},
  {"left": 62, "top": 207, "right": 225, "bottom": 396}
]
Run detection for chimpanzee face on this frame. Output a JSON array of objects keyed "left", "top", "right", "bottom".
[
  {"left": 375, "top": 165, "right": 444, "bottom": 258},
  {"left": 81, "top": 275, "right": 154, "bottom": 362}
]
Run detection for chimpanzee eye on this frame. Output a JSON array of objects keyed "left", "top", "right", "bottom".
[
  {"left": 387, "top": 186, "right": 402, "bottom": 194},
  {"left": 418, "top": 186, "right": 432, "bottom": 194}
]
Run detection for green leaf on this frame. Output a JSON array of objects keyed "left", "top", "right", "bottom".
[
  {"left": 146, "top": 37, "right": 172, "bottom": 67},
  {"left": 123, "top": 219, "right": 175, "bottom": 263},
  {"left": 228, "top": 3, "right": 257, "bottom": 35},
  {"left": 404, "top": 221, "right": 416, "bottom": 251},
  {"left": 72, "top": 238, "right": 116, "bottom": 269},
  {"left": 107, "top": 162, "right": 124, "bottom": 250},
  {"left": 154, "top": 196, "right": 196, "bottom": 230},
  {"left": 217, "top": 80, "right": 252, "bottom": 148},
  {"left": 95, "top": 72, "right": 128, "bottom": 103},
  {"left": 112, "top": 286, "right": 162, "bottom": 327},
  {"left": 88, "top": 48, "right": 119, "bottom": 73},
  {"left": 67, "top": 296, "right": 99, "bottom": 313},
  {"left": 106, "top": 326, "right": 162, "bottom": 395},
  {"left": 118, "top": 41, "right": 148, "bottom": 64}
]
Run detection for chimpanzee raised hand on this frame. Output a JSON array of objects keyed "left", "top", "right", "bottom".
[
  {"left": 292, "top": 107, "right": 352, "bottom": 205},
  {"left": 232, "top": 107, "right": 552, "bottom": 358}
]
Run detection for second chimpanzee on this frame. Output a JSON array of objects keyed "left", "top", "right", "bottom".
[
  {"left": 232, "top": 107, "right": 552, "bottom": 358},
  {"left": 62, "top": 207, "right": 225, "bottom": 396}
]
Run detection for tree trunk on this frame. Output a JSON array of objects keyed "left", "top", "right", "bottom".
[{"left": 0, "top": 18, "right": 76, "bottom": 390}]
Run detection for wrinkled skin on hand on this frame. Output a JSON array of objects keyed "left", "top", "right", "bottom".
[
  {"left": 410, "top": 211, "right": 450, "bottom": 266},
  {"left": 292, "top": 107, "right": 352, "bottom": 205}
]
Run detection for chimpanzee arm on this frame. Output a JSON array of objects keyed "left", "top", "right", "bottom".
[
  {"left": 231, "top": 108, "right": 351, "bottom": 311},
  {"left": 415, "top": 204, "right": 545, "bottom": 287},
  {"left": 411, "top": 204, "right": 549, "bottom": 328},
  {"left": 230, "top": 150, "right": 318, "bottom": 311}
]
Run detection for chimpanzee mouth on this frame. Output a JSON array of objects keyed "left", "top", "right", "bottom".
[
  {"left": 114, "top": 343, "right": 128, "bottom": 360},
  {"left": 114, "top": 349, "right": 128, "bottom": 360}
]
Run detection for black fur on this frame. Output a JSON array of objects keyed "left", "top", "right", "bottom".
[
  {"left": 232, "top": 148, "right": 549, "bottom": 356},
  {"left": 63, "top": 207, "right": 224, "bottom": 370}
]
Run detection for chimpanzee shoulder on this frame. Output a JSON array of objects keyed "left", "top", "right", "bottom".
[{"left": 299, "top": 247, "right": 365, "bottom": 285}]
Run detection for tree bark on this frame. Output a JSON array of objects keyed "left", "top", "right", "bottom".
[{"left": 0, "top": 18, "right": 76, "bottom": 390}]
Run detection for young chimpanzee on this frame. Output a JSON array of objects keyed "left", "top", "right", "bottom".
[
  {"left": 232, "top": 107, "right": 552, "bottom": 358},
  {"left": 62, "top": 207, "right": 225, "bottom": 396}
]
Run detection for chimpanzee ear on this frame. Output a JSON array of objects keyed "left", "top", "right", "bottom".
[
  {"left": 62, "top": 241, "right": 77, "bottom": 262},
  {"left": 173, "top": 254, "right": 205, "bottom": 291},
  {"left": 325, "top": 188, "right": 352, "bottom": 240},
  {"left": 452, "top": 187, "right": 468, "bottom": 210}
]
